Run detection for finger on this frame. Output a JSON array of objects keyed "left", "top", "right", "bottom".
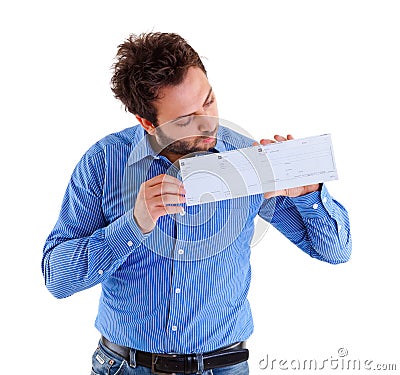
[
  {"left": 145, "top": 183, "right": 186, "bottom": 199},
  {"left": 146, "top": 174, "right": 183, "bottom": 188},
  {"left": 287, "top": 134, "right": 294, "bottom": 140},
  {"left": 154, "top": 204, "right": 185, "bottom": 217},
  {"left": 152, "top": 194, "right": 186, "bottom": 207},
  {"left": 158, "top": 174, "right": 185, "bottom": 188},
  {"left": 263, "top": 189, "right": 285, "bottom": 199},
  {"left": 252, "top": 141, "right": 260, "bottom": 146},
  {"left": 260, "top": 139, "right": 276, "bottom": 145},
  {"left": 160, "top": 181, "right": 186, "bottom": 196},
  {"left": 145, "top": 175, "right": 185, "bottom": 193},
  {"left": 274, "top": 135, "right": 287, "bottom": 142}
]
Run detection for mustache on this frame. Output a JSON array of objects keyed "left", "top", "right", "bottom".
[{"left": 199, "top": 129, "right": 217, "bottom": 138}]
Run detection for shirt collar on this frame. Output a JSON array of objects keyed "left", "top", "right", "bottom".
[
  {"left": 127, "top": 126, "right": 159, "bottom": 165},
  {"left": 127, "top": 124, "right": 227, "bottom": 166},
  {"left": 212, "top": 126, "right": 227, "bottom": 153}
]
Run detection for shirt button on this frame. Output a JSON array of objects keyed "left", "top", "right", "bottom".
[
  {"left": 322, "top": 197, "right": 327, "bottom": 203},
  {"left": 171, "top": 325, "right": 177, "bottom": 331},
  {"left": 98, "top": 270, "right": 103, "bottom": 275},
  {"left": 179, "top": 209, "right": 185, "bottom": 216},
  {"left": 175, "top": 288, "right": 181, "bottom": 294},
  {"left": 178, "top": 249, "right": 184, "bottom": 255},
  {"left": 312, "top": 203, "right": 319, "bottom": 209},
  {"left": 127, "top": 241, "right": 133, "bottom": 247}
]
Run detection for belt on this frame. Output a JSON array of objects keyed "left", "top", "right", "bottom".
[{"left": 101, "top": 336, "right": 249, "bottom": 374}]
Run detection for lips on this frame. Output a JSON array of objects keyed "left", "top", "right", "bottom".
[
  {"left": 201, "top": 132, "right": 217, "bottom": 142},
  {"left": 202, "top": 137, "right": 215, "bottom": 143}
]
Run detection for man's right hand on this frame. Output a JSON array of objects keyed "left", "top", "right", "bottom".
[{"left": 133, "top": 174, "right": 186, "bottom": 234}]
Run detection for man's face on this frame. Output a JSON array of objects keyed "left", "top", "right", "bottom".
[{"left": 152, "top": 67, "right": 219, "bottom": 156}]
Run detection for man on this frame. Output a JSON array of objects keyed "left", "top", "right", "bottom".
[{"left": 42, "top": 32, "right": 351, "bottom": 375}]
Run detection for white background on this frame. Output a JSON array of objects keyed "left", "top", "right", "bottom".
[{"left": 1, "top": 1, "right": 399, "bottom": 373}]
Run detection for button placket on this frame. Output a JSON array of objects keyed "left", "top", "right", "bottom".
[{"left": 166, "top": 243, "right": 185, "bottom": 341}]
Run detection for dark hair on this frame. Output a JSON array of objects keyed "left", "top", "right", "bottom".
[{"left": 110, "top": 32, "right": 207, "bottom": 125}]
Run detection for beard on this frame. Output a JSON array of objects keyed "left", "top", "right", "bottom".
[{"left": 154, "top": 126, "right": 218, "bottom": 156}]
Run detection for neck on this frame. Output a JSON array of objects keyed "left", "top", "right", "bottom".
[{"left": 148, "top": 135, "right": 182, "bottom": 164}]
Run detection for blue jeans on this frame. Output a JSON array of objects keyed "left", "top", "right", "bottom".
[{"left": 91, "top": 340, "right": 249, "bottom": 375}]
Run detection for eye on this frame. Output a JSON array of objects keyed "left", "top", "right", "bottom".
[
  {"left": 204, "top": 97, "right": 215, "bottom": 108},
  {"left": 176, "top": 115, "right": 193, "bottom": 127}
]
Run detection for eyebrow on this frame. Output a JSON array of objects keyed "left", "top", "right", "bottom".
[{"left": 173, "top": 87, "right": 213, "bottom": 121}]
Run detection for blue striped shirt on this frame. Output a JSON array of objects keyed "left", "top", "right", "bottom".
[{"left": 42, "top": 124, "right": 351, "bottom": 354}]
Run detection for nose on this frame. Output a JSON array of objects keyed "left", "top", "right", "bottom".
[{"left": 190, "top": 113, "right": 215, "bottom": 133}]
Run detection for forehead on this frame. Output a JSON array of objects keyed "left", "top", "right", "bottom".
[{"left": 154, "top": 67, "right": 211, "bottom": 124}]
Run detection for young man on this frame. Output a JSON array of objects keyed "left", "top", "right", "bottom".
[{"left": 42, "top": 32, "right": 351, "bottom": 375}]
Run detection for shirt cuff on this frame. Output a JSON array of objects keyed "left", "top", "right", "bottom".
[
  {"left": 104, "top": 209, "right": 150, "bottom": 259},
  {"left": 290, "top": 184, "right": 334, "bottom": 219}
]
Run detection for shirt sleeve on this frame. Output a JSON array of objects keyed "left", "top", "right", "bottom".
[
  {"left": 258, "top": 184, "right": 352, "bottom": 264},
  {"left": 41, "top": 149, "right": 149, "bottom": 299}
]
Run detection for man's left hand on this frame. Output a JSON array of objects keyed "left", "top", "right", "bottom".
[{"left": 253, "top": 134, "right": 320, "bottom": 199}]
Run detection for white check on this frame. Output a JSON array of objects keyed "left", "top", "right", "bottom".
[{"left": 179, "top": 134, "right": 338, "bottom": 206}]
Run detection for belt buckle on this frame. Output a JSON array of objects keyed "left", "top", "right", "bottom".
[{"left": 151, "top": 353, "right": 175, "bottom": 375}]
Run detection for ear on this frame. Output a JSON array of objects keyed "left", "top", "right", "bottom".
[{"left": 135, "top": 115, "right": 156, "bottom": 135}]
